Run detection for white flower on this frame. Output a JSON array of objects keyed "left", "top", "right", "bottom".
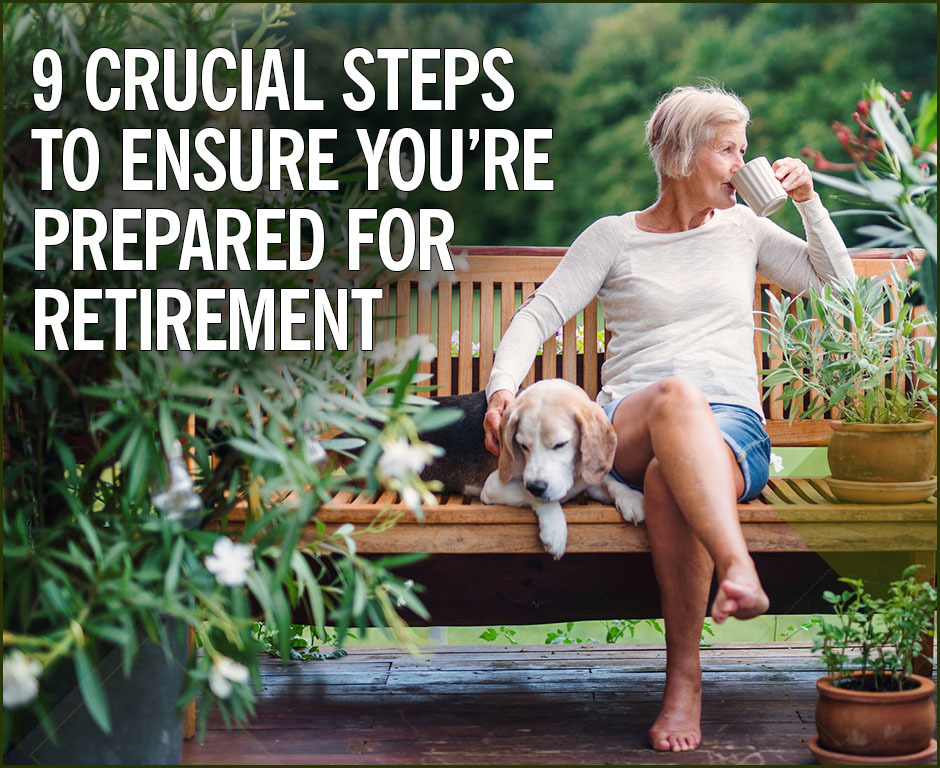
[
  {"left": 152, "top": 441, "right": 203, "bottom": 522},
  {"left": 205, "top": 537, "right": 254, "bottom": 587},
  {"left": 301, "top": 423, "right": 327, "bottom": 464},
  {"left": 371, "top": 339, "right": 398, "bottom": 365},
  {"left": 378, "top": 439, "right": 436, "bottom": 479},
  {"left": 334, "top": 522, "right": 357, "bottom": 556},
  {"left": 3, "top": 651, "right": 42, "bottom": 709},
  {"left": 399, "top": 334, "right": 436, "bottom": 363},
  {"left": 396, "top": 579, "right": 416, "bottom": 607},
  {"left": 770, "top": 452, "right": 785, "bottom": 474},
  {"left": 371, "top": 335, "right": 437, "bottom": 366},
  {"left": 400, "top": 486, "right": 423, "bottom": 514},
  {"left": 208, "top": 656, "right": 250, "bottom": 699}
]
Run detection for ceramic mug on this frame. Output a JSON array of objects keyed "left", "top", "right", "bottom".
[{"left": 730, "top": 156, "right": 789, "bottom": 217}]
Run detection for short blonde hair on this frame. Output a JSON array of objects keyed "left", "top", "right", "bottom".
[{"left": 645, "top": 85, "right": 750, "bottom": 180}]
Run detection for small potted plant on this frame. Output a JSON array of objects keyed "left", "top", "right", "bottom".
[
  {"left": 762, "top": 272, "right": 936, "bottom": 503},
  {"left": 809, "top": 566, "right": 937, "bottom": 763}
]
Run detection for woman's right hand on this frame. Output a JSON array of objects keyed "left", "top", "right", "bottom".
[{"left": 483, "top": 390, "right": 515, "bottom": 456}]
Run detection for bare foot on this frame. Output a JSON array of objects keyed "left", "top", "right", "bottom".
[
  {"left": 649, "top": 673, "right": 702, "bottom": 752},
  {"left": 711, "top": 577, "right": 770, "bottom": 623}
]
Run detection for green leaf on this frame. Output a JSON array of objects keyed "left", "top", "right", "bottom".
[
  {"left": 811, "top": 171, "right": 871, "bottom": 198},
  {"left": 870, "top": 98, "right": 913, "bottom": 165},
  {"left": 905, "top": 204, "right": 937, "bottom": 261},
  {"left": 229, "top": 437, "right": 282, "bottom": 463},
  {"left": 75, "top": 513, "right": 103, "bottom": 564},
  {"left": 164, "top": 537, "right": 185, "bottom": 597},
  {"left": 158, "top": 402, "right": 177, "bottom": 456},
  {"left": 914, "top": 93, "right": 937, "bottom": 152},
  {"left": 411, "top": 406, "right": 463, "bottom": 432},
  {"left": 74, "top": 647, "right": 112, "bottom": 734}
]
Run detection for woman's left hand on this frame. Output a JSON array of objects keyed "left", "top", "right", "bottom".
[{"left": 772, "top": 157, "right": 815, "bottom": 203}]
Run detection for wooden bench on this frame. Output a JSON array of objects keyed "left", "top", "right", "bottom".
[{"left": 231, "top": 247, "right": 937, "bottom": 651}]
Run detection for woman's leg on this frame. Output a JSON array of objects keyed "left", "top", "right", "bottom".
[
  {"left": 610, "top": 378, "right": 768, "bottom": 622},
  {"left": 643, "top": 458, "right": 710, "bottom": 752},
  {"left": 605, "top": 377, "right": 769, "bottom": 751}
]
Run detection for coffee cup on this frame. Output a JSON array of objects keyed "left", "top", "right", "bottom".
[{"left": 730, "top": 156, "right": 788, "bottom": 217}]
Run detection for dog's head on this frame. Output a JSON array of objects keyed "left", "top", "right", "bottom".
[{"left": 497, "top": 380, "right": 616, "bottom": 501}]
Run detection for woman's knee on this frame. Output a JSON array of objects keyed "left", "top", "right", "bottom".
[{"left": 649, "top": 377, "right": 709, "bottom": 422}]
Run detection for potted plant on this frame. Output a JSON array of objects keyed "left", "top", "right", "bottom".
[
  {"left": 767, "top": 82, "right": 938, "bottom": 504},
  {"left": 762, "top": 271, "right": 936, "bottom": 503},
  {"left": 3, "top": 4, "right": 436, "bottom": 762},
  {"left": 808, "top": 566, "right": 937, "bottom": 763}
]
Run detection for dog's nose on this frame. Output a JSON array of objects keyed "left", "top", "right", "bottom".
[{"left": 526, "top": 480, "right": 548, "bottom": 498}]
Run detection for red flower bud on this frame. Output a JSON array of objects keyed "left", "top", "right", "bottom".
[
  {"left": 900, "top": 90, "right": 912, "bottom": 104},
  {"left": 857, "top": 100, "right": 869, "bottom": 116}
]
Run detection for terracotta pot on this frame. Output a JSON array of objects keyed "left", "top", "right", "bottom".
[
  {"left": 815, "top": 672, "right": 936, "bottom": 757},
  {"left": 828, "top": 421, "right": 936, "bottom": 483}
]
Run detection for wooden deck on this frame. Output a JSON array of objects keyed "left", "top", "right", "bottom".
[{"left": 181, "top": 641, "right": 936, "bottom": 765}]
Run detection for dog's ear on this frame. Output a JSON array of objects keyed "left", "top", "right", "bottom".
[
  {"left": 498, "top": 401, "right": 523, "bottom": 483},
  {"left": 576, "top": 401, "right": 617, "bottom": 484}
]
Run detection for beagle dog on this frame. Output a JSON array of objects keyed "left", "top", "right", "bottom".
[{"left": 478, "top": 379, "right": 644, "bottom": 559}]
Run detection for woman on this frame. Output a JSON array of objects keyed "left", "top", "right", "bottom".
[{"left": 482, "top": 85, "right": 854, "bottom": 753}]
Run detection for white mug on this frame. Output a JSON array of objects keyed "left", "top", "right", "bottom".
[{"left": 730, "top": 157, "right": 788, "bottom": 217}]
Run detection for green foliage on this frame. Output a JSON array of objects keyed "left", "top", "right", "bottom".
[
  {"left": 252, "top": 623, "right": 349, "bottom": 661},
  {"left": 477, "top": 619, "right": 718, "bottom": 647},
  {"left": 812, "top": 566, "right": 937, "bottom": 690},
  {"left": 541, "top": 3, "right": 937, "bottom": 245},
  {"left": 545, "top": 622, "right": 597, "bottom": 645},
  {"left": 2, "top": 2, "right": 439, "bottom": 748},
  {"left": 761, "top": 274, "right": 936, "bottom": 423},
  {"left": 811, "top": 83, "right": 937, "bottom": 315},
  {"left": 479, "top": 626, "right": 519, "bottom": 645},
  {"left": 272, "top": 4, "right": 937, "bottom": 247}
]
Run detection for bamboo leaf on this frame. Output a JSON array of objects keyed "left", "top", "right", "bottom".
[{"left": 74, "top": 647, "right": 112, "bottom": 734}]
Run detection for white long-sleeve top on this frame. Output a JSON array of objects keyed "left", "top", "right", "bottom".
[{"left": 485, "top": 195, "right": 854, "bottom": 418}]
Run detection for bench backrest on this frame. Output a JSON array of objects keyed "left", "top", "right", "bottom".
[{"left": 375, "top": 246, "right": 921, "bottom": 447}]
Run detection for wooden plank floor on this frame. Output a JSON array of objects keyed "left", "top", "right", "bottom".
[{"left": 179, "top": 641, "right": 933, "bottom": 765}]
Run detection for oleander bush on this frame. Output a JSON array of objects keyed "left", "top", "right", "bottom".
[{"left": 2, "top": 2, "right": 445, "bottom": 746}]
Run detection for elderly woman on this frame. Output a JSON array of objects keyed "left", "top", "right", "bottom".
[{"left": 482, "top": 85, "right": 854, "bottom": 752}]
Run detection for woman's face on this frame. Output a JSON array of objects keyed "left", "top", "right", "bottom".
[{"left": 687, "top": 122, "right": 748, "bottom": 210}]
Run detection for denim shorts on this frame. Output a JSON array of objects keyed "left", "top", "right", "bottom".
[{"left": 600, "top": 398, "right": 771, "bottom": 502}]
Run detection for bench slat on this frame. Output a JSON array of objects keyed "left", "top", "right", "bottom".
[
  {"left": 436, "top": 281, "right": 453, "bottom": 395},
  {"left": 218, "top": 478, "right": 936, "bottom": 556},
  {"left": 458, "top": 280, "right": 474, "bottom": 392},
  {"left": 417, "top": 281, "right": 433, "bottom": 381},
  {"left": 583, "top": 301, "right": 600, "bottom": 400},
  {"left": 521, "top": 282, "right": 537, "bottom": 388},
  {"left": 479, "top": 280, "right": 495, "bottom": 388}
]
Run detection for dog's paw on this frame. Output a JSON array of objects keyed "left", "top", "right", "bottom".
[
  {"left": 535, "top": 505, "right": 568, "bottom": 560},
  {"left": 608, "top": 483, "right": 645, "bottom": 525},
  {"left": 480, "top": 472, "right": 500, "bottom": 504},
  {"left": 539, "top": 524, "right": 567, "bottom": 560}
]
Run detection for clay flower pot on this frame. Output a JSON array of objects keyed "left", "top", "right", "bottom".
[
  {"left": 814, "top": 672, "right": 936, "bottom": 758},
  {"left": 826, "top": 421, "right": 937, "bottom": 503}
]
